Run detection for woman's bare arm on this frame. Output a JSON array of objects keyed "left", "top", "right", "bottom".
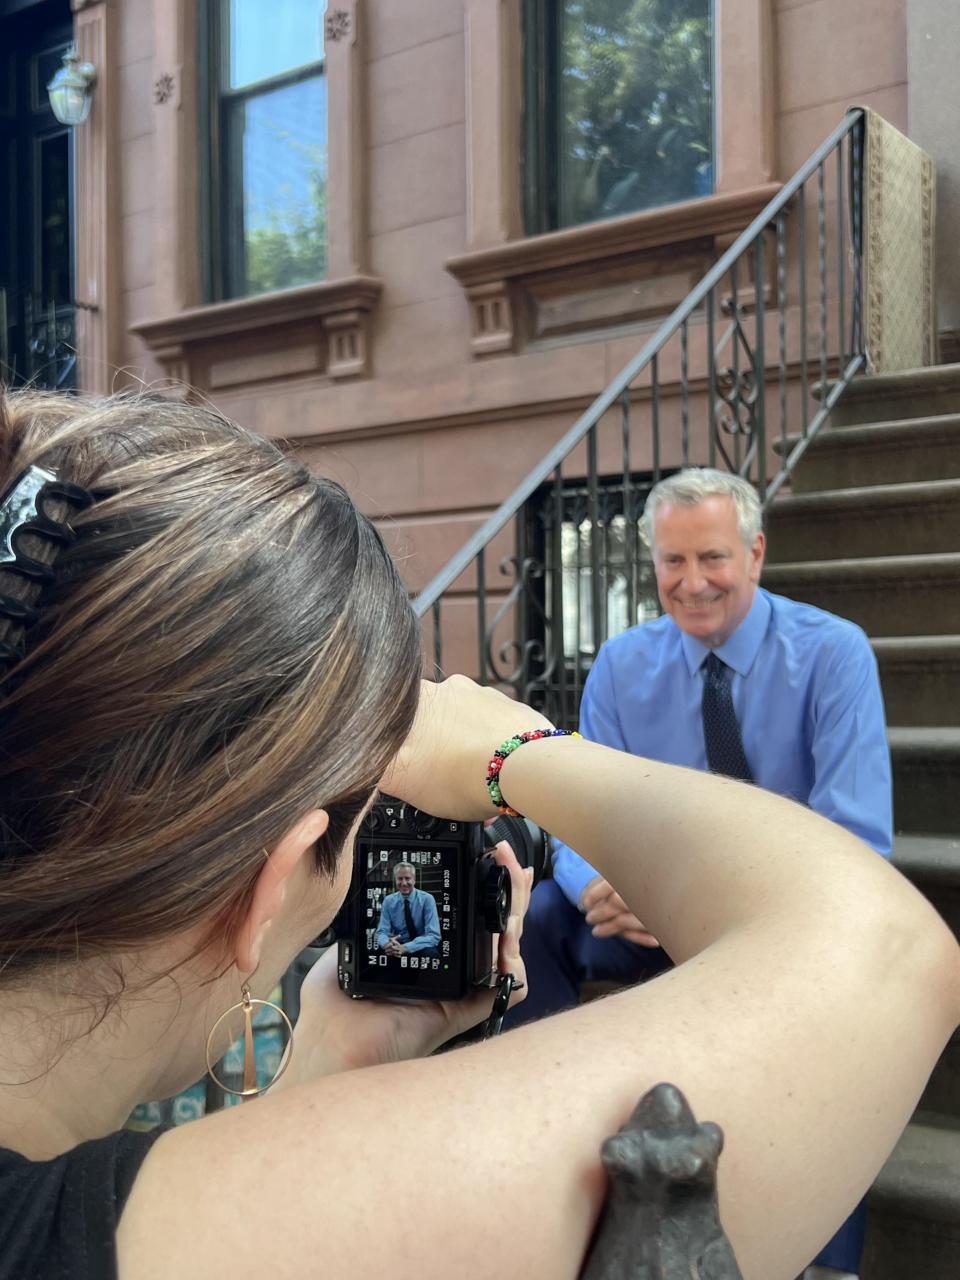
[{"left": 118, "top": 728, "right": 959, "bottom": 1280}]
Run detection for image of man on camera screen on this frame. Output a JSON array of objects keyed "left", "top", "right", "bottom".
[{"left": 375, "top": 861, "right": 441, "bottom": 958}]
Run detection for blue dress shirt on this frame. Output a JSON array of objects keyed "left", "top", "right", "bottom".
[
  {"left": 375, "top": 887, "right": 441, "bottom": 954},
  {"left": 553, "top": 588, "right": 893, "bottom": 907}
]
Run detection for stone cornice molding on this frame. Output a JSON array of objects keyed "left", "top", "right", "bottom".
[
  {"left": 130, "top": 275, "right": 383, "bottom": 386},
  {"left": 131, "top": 275, "right": 382, "bottom": 346},
  {"left": 445, "top": 184, "right": 780, "bottom": 355},
  {"left": 446, "top": 185, "right": 782, "bottom": 287}
]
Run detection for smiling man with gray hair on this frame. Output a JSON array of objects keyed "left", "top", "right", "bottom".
[
  {"left": 506, "top": 465, "right": 891, "bottom": 1280},
  {"left": 375, "top": 861, "right": 441, "bottom": 958}
]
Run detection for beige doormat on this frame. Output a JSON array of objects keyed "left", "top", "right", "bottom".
[{"left": 860, "top": 106, "right": 937, "bottom": 372}]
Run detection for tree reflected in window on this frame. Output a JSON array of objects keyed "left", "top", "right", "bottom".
[
  {"left": 525, "top": 0, "right": 714, "bottom": 233},
  {"left": 237, "top": 79, "right": 327, "bottom": 296}
]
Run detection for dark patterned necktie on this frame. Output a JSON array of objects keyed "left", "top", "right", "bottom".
[
  {"left": 701, "top": 652, "right": 754, "bottom": 782},
  {"left": 403, "top": 896, "right": 417, "bottom": 942}
]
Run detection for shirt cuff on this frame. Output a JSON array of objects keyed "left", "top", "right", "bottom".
[{"left": 552, "top": 845, "right": 600, "bottom": 909}]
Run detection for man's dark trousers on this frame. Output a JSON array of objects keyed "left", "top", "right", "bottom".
[{"left": 503, "top": 879, "right": 670, "bottom": 1026}]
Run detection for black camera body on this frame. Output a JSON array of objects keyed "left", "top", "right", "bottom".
[{"left": 334, "top": 797, "right": 542, "bottom": 1002}]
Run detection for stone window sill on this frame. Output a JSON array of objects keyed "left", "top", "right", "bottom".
[
  {"left": 130, "top": 274, "right": 383, "bottom": 389},
  {"left": 445, "top": 185, "right": 780, "bottom": 355}
]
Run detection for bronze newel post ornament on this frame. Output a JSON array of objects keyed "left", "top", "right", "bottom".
[{"left": 580, "top": 1084, "right": 742, "bottom": 1280}]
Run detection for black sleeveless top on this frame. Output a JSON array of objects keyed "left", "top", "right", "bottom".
[{"left": 0, "top": 1127, "right": 166, "bottom": 1279}]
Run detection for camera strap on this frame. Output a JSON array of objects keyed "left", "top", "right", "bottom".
[{"left": 480, "top": 971, "right": 517, "bottom": 1040}]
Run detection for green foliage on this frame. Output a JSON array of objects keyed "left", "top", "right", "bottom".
[
  {"left": 244, "top": 156, "right": 328, "bottom": 296},
  {"left": 558, "top": 0, "right": 713, "bottom": 226}
]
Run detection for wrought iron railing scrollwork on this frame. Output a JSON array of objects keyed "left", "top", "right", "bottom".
[
  {"left": 416, "top": 109, "right": 868, "bottom": 726},
  {"left": 713, "top": 294, "right": 762, "bottom": 478},
  {"left": 27, "top": 302, "right": 77, "bottom": 390},
  {"left": 1, "top": 288, "right": 78, "bottom": 392}
]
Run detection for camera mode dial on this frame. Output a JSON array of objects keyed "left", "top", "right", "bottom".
[
  {"left": 480, "top": 863, "right": 511, "bottom": 933},
  {"left": 400, "top": 804, "right": 440, "bottom": 835}
]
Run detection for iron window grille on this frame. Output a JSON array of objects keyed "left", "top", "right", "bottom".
[{"left": 521, "top": 472, "right": 662, "bottom": 727}]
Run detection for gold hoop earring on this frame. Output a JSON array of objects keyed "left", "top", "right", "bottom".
[{"left": 205, "top": 983, "right": 294, "bottom": 1099}]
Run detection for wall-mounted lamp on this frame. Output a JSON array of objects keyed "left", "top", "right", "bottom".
[{"left": 47, "top": 46, "right": 97, "bottom": 126}]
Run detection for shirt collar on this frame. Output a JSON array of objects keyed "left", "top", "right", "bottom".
[{"left": 679, "top": 588, "right": 771, "bottom": 677}]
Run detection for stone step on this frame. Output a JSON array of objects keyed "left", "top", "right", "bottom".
[
  {"left": 761, "top": 553, "right": 960, "bottom": 637},
  {"left": 894, "top": 834, "right": 960, "bottom": 925},
  {"left": 892, "top": 839, "right": 960, "bottom": 1120},
  {"left": 873, "top": 636, "right": 960, "bottom": 727},
  {"left": 824, "top": 364, "right": 960, "bottom": 426},
  {"left": 766, "top": 479, "right": 960, "bottom": 562},
  {"left": 918, "top": 1028, "right": 960, "bottom": 1120},
  {"left": 776, "top": 414, "right": 960, "bottom": 492},
  {"left": 889, "top": 729, "right": 960, "bottom": 835},
  {"left": 861, "top": 1118, "right": 960, "bottom": 1280}
]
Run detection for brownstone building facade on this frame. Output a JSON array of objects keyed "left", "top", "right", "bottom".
[{"left": 2, "top": 0, "right": 958, "bottom": 666}]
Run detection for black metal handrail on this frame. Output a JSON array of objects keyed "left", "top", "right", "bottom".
[{"left": 414, "top": 109, "right": 868, "bottom": 724}]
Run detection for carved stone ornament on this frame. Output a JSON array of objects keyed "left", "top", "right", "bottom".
[
  {"left": 579, "top": 1083, "right": 742, "bottom": 1280},
  {"left": 325, "top": 308, "right": 369, "bottom": 379},
  {"left": 325, "top": 9, "right": 352, "bottom": 41},
  {"left": 154, "top": 72, "right": 176, "bottom": 105},
  {"left": 468, "top": 281, "right": 515, "bottom": 357}
]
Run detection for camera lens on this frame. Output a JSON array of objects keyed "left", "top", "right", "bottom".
[
  {"left": 480, "top": 863, "right": 511, "bottom": 933},
  {"left": 484, "top": 815, "right": 548, "bottom": 886}
]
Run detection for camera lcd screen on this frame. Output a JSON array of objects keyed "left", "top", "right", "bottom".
[{"left": 353, "top": 838, "right": 464, "bottom": 998}]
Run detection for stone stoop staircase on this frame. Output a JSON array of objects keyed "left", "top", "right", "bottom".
[{"left": 766, "top": 364, "right": 960, "bottom": 1280}]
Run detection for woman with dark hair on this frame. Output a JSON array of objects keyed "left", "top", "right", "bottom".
[{"left": 0, "top": 390, "right": 956, "bottom": 1280}]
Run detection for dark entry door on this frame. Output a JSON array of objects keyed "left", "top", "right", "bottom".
[{"left": 0, "top": 0, "right": 76, "bottom": 389}]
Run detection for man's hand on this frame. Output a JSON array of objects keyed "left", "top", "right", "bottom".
[
  {"left": 384, "top": 937, "right": 404, "bottom": 957},
  {"left": 580, "top": 875, "right": 660, "bottom": 947}
]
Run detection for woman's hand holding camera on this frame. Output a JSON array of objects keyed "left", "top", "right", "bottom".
[
  {"left": 270, "top": 676, "right": 550, "bottom": 1089},
  {"left": 380, "top": 676, "right": 554, "bottom": 820},
  {"left": 277, "top": 839, "right": 532, "bottom": 1084}
]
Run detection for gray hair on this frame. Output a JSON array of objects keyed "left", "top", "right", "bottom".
[
  {"left": 393, "top": 861, "right": 416, "bottom": 884},
  {"left": 640, "top": 468, "right": 762, "bottom": 549}
]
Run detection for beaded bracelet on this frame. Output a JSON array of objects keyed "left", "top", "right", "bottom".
[{"left": 485, "top": 728, "right": 581, "bottom": 816}]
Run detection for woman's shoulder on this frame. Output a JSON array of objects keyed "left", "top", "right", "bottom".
[{"left": 0, "top": 1128, "right": 166, "bottom": 1280}]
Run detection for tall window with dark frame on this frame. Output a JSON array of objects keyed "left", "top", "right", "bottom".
[
  {"left": 523, "top": 0, "right": 715, "bottom": 235},
  {"left": 203, "top": 0, "right": 328, "bottom": 301}
]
